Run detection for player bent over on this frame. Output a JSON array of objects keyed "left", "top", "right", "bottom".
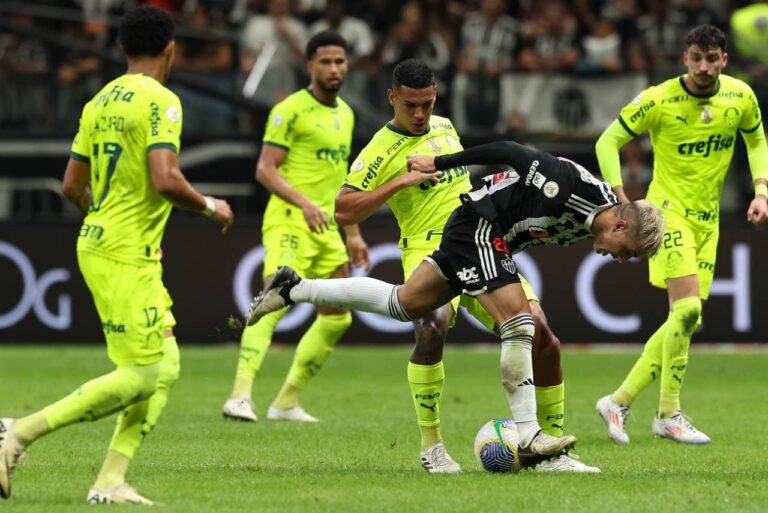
[{"left": 247, "top": 140, "right": 664, "bottom": 467}]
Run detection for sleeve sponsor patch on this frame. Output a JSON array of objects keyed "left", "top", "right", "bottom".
[{"left": 165, "top": 107, "right": 180, "bottom": 122}]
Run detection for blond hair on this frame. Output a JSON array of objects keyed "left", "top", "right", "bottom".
[{"left": 616, "top": 200, "right": 665, "bottom": 258}]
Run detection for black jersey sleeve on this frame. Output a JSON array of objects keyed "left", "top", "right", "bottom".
[{"left": 434, "top": 141, "right": 560, "bottom": 179}]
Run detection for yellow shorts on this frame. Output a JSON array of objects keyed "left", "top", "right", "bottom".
[
  {"left": 262, "top": 220, "right": 348, "bottom": 279},
  {"left": 77, "top": 251, "right": 175, "bottom": 366},
  {"left": 648, "top": 210, "right": 718, "bottom": 300},
  {"left": 401, "top": 236, "right": 539, "bottom": 332}
]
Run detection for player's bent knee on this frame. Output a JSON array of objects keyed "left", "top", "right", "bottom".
[
  {"left": 158, "top": 338, "right": 181, "bottom": 388},
  {"left": 120, "top": 363, "right": 161, "bottom": 403},
  {"left": 499, "top": 313, "right": 535, "bottom": 347},
  {"left": 671, "top": 297, "right": 702, "bottom": 337}
]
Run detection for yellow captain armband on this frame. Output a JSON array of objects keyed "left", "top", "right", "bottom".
[{"left": 756, "top": 183, "right": 768, "bottom": 198}]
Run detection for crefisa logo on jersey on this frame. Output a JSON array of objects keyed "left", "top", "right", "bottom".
[{"left": 677, "top": 134, "right": 734, "bottom": 157}]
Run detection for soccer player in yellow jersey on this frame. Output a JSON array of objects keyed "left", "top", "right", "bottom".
[
  {"left": 333, "top": 59, "right": 597, "bottom": 472},
  {"left": 595, "top": 25, "right": 768, "bottom": 445},
  {"left": 0, "top": 7, "right": 233, "bottom": 504},
  {"left": 222, "top": 31, "right": 369, "bottom": 423}
]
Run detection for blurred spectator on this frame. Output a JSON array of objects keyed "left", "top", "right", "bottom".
[
  {"left": 240, "top": 0, "right": 308, "bottom": 107},
  {"left": 55, "top": 20, "right": 105, "bottom": 130},
  {"left": 176, "top": 5, "right": 233, "bottom": 72},
  {"left": 308, "top": 0, "right": 375, "bottom": 104},
  {"left": 452, "top": 0, "right": 520, "bottom": 132},
  {"left": 0, "top": 13, "right": 53, "bottom": 132},
  {"left": 347, "top": 0, "right": 405, "bottom": 43},
  {"left": 573, "top": 0, "right": 646, "bottom": 73},
  {"left": 380, "top": 2, "right": 452, "bottom": 110},
  {"left": 174, "top": 2, "right": 236, "bottom": 134},
  {"left": 295, "top": 0, "right": 326, "bottom": 24},
  {"left": 677, "top": 0, "right": 723, "bottom": 32},
  {"left": 309, "top": 0, "right": 374, "bottom": 63},
  {"left": 619, "top": 138, "right": 651, "bottom": 201},
  {"left": 576, "top": 20, "right": 623, "bottom": 75},
  {"left": 380, "top": 2, "right": 451, "bottom": 74},
  {"left": 636, "top": 0, "right": 686, "bottom": 82},
  {"left": 518, "top": 0, "right": 580, "bottom": 73}
]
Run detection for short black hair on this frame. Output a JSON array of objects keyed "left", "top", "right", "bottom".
[
  {"left": 685, "top": 24, "right": 727, "bottom": 52},
  {"left": 306, "top": 30, "right": 348, "bottom": 60},
  {"left": 392, "top": 59, "right": 435, "bottom": 89},
  {"left": 119, "top": 6, "right": 175, "bottom": 58}
]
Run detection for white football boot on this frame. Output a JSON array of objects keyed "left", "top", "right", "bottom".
[
  {"left": 266, "top": 405, "right": 319, "bottom": 423},
  {"left": 531, "top": 453, "right": 601, "bottom": 473},
  {"left": 596, "top": 395, "right": 631, "bottom": 445},
  {"left": 86, "top": 484, "right": 154, "bottom": 506},
  {"left": 222, "top": 397, "right": 258, "bottom": 421},
  {"left": 419, "top": 441, "right": 462, "bottom": 474},
  {"left": 0, "top": 418, "right": 24, "bottom": 500},
  {"left": 652, "top": 411, "right": 710, "bottom": 444}
]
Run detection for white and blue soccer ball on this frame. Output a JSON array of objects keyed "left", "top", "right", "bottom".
[{"left": 474, "top": 418, "right": 521, "bottom": 473}]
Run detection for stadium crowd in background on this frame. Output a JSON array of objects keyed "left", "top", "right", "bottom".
[
  {"left": 1, "top": 0, "right": 752, "bottom": 132},
  {"left": 0, "top": 0, "right": 764, "bottom": 211}
]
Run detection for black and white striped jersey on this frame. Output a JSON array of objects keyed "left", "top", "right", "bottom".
[{"left": 434, "top": 141, "right": 619, "bottom": 253}]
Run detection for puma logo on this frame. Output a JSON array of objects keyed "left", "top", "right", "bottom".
[
  {"left": 675, "top": 115, "right": 688, "bottom": 125},
  {"left": 420, "top": 402, "right": 437, "bottom": 412}
]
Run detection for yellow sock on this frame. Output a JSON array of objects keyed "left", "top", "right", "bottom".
[
  {"left": 659, "top": 297, "right": 701, "bottom": 417},
  {"left": 536, "top": 383, "right": 565, "bottom": 436},
  {"left": 612, "top": 322, "right": 665, "bottom": 405},
  {"left": 407, "top": 361, "right": 444, "bottom": 451},
  {"left": 231, "top": 309, "right": 286, "bottom": 398},
  {"left": 94, "top": 450, "right": 130, "bottom": 490},
  {"left": 419, "top": 425, "right": 442, "bottom": 449},
  {"left": 272, "top": 313, "right": 351, "bottom": 409}
]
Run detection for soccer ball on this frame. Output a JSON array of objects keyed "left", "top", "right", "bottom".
[{"left": 474, "top": 418, "right": 521, "bottom": 473}]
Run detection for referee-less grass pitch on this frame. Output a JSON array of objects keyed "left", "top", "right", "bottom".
[{"left": 1, "top": 345, "right": 766, "bottom": 512}]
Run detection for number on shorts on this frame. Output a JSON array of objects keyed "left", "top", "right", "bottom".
[
  {"left": 144, "top": 306, "right": 158, "bottom": 327},
  {"left": 663, "top": 230, "right": 683, "bottom": 249},
  {"left": 280, "top": 234, "right": 299, "bottom": 249}
]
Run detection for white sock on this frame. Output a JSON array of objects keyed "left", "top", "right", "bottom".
[
  {"left": 498, "top": 314, "right": 540, "bottom": 445},
  {"left": 290, "top": 278, "right": 411, "bottom": 321}
]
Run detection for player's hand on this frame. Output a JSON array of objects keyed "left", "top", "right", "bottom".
[
  {"left": 611, "top": 185, "right": 632, "bottom": 205},
  {"left": 300, "top": 200, "right": 330, "bottom": 234},
  {"left": 211, "top": 198, "right": 234, "bottom": 234},
  {"left": 346, "top": 234, "right": 371, "bottom": 271},
  {"left": 407, "top": 155, "right": 437, "bottom": 173},
  {"left": 746, "top": 196, "right": 768, "bottom": 228}
]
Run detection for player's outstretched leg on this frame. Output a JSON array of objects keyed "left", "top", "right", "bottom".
[
  {"left": 0, "top": 419, "right": 24, "bottom": 499},
  {"left": 247, "top": 267, "right": 300, "bottom": 325}
]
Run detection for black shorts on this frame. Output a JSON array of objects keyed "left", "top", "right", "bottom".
[{"left": 426, "top": 205, "right": 521, "bottom": 296}]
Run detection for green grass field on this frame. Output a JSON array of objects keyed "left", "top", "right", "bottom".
[{"left": 1, "top": 345, "right": 767, "bottom": 512}]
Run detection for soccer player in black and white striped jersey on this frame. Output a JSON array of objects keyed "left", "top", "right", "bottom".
[{"left": 246, "top": 140, "right": 664, "bottom": 466}]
